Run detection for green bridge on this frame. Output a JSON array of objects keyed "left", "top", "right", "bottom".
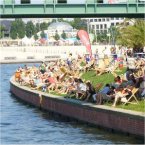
[{"left": 1, "top": 0, "right": 145, "bottom": 18}]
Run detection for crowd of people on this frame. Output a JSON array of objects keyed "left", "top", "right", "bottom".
[{"left": 14, "top": 53, "right": 145, "bottom": 107}]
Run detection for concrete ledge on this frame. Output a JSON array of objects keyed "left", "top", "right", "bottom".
[{"left": 10, "top": 77, "right": 145, "bottom": 138}]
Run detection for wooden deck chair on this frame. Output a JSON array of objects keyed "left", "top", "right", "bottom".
[
  {"left": 95, "top": 67, "right": 108, "bottom": 75},
  {"left": 123, "top": 88, "right": 139, "bottom": 105}
]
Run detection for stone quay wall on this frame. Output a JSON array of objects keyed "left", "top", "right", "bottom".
[
  {"left": 10, "top": 77, "right": 144, "bottom": 138},
  {"left": 1, "top": 45, "right": 114, "bottom": 64}
]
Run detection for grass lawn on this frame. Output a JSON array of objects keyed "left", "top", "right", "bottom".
[
  {"left": 81, "top": 67, "right": 145, "bottom": 112},
  {"left": 106, "top": 101, "right": 145, "bottom": 112},
  {"left": 47, "top": 67, "right": 144, "bottom": 112}
]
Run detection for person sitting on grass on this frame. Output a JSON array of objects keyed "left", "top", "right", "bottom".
[
  {"left": 96, "top": 86, "right": 116, "bottom": 105},
  {"left": 112, "top": 76, "right": 122, "bottom": 88},
  {"left": 15, "top": 68, "right": 21, "bottom": 83},
  {"left": 59, "top": 77, "right": 75, "bottom": 94},
  {"left": 92, "top": 84, "right": 110, "bottom": 104},
  {"left": 135, "top": 77, "right": 145, "bottom": 99},
  {"left": 32, "top": 76, "right": 44, "bottom": 90},
  {"left": 112, "top": 86, "right": 132, "bottom": 107},
  {"left": 85, "top": 81, "right": 96, "bottom": 102},
  {"left": 39, "top": 61, "right": 46, "bottom": 74},
  {"left": 64, "top": 78, "right": 79, "bottom": 98},
  {"left": 76, "top": 79, "right": 87, "bottom": 100}
]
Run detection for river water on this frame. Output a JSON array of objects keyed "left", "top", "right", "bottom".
[{"left": 0, "top": 63, "right": 143, "bottom": 144}]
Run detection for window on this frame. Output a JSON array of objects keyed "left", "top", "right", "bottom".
[
  {"left": 99, "top": 19, "right": 101, "bottom": 22},
  {"left": 107, "top": 18, "right": 110, "bottom": 21},
  {"left": 96, "top": 30, "right": 99, "bottom": 34},
  {"left": 104, "top": 30, "right": 107, "bottom": 33},
  {"left": 104, "top": 24, "right": 107, "bottom": 29},
  {"left": 92, "top": 25, "right": 95, "bottom": 29},
  {"left": 96, "top": 25, "right": 99, "bottom": 29},
  {"left": 100, "top": 24, "right": 103, "bottom": 29},
  {"left": 94, "top": 19, "right": 97, "bottom": 22},
  {"left": 116, "top": 22, "right": 119, "bottom": 25},
  {"left": 90, "top": 19, "right": 93, "bottom": 22},
  {"left": 111, "top": 23, "right": 114, "bottom": 26},
  {"left": 102, "top": 18, "right": 105, "bottom": 22}
]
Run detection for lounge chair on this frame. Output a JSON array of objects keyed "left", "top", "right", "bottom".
[{"left": 122, "top": 88, "right": 139, "bottom": 105}]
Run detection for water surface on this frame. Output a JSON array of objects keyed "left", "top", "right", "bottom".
[{"left": 0, "top": 63, "right": 143, "bottom": 144}]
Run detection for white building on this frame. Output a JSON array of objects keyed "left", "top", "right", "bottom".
[{"left": 87, "top": 17, "right": 124, "bottom": 34}]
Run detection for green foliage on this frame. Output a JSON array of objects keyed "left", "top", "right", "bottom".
[
  {"left": 71, "top": 18, "right": 87, "bottom": 31},
  {"left": 52, "top": 19, "right": 57, "bottom": 23},
  {"left": 10, "top": 19, "right": 25, "bottom": 39},
  {"left": 34, "top": 34, "right": 39, "bottom": 40},
  {"left": 17, "top": 19, "right": 25, "bottom": 39},
  {"left": 40, "top": 30, "right": 46, "bottom": 38},
  {"left": 25, "top": 21, "right": 35, "bottom": 38},
  {"left": 81, "top": 68, "right": 144, "bottom": 112},
  {"left": 108, "top": 26, "right": 119, "bottom": 45},
  {"left": 61, "top": 30, "right": 67, "bottom": 39},
  {"left": 58, "top": 18, "right": 64, "bottom": 22},
  {"left": 40, "top": 22, "right": 48, "bottom": 31},
  {"left": 0, "top": 25, "right": 5, "bottom": 38},
  {"left": 97, "top": 32, "right": 109, "bottom": 44},
  {"left": 54, "top": 31, "right": 60, "bottom": 40},
  {"left": 81, "top": 71, "right": 114, "bottom": 87},
  {"left": 106, "top": 100, "right": 144, "bottom": 112},
  {"left": 35, "top": 23, "right": 40, "bottom": 33},
  {"left": 10, "top": 23, "right": 17, "bottom": 39},
  {"left": 117, "top": 19, "right": 145, "bottom": 52},
  {"left": 93, "top": 35, "right": 97, "bottom": 43}
]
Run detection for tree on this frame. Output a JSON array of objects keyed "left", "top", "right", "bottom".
[
  {"left": 0, "top": 25, "right": 5, "bottom": 38},
  {"left": 25, "top": 21, "right": 35, "bottom": 38},
  {"left": 35, "top": 23, "right": 40, "bottom": 33},
  {"left": 58, "top": 18, "right": 64, "bottom": 22},
  {"left": 17, "top": 19, "right": 25, "bottom": 39},
  {"left": 40, "top": 30, "right": 46, "bottom": 38},
  {"left": 54, "top": 31, "right": 60, "bottom": 41},
  {"left": 71, "top": 18, "right": 87, "bottom": 31},
  {"left": 10, "top": 19, "right": 25, "bottom": 39},
  {"left": 34, "top": 34, "right": 38, "bottom": 40},
  {"left": 61, "top": 30, "right": 67, "bottom": 39},
  {"left": 40, "top": 22, "right": 48, "bottom": 31},
  {"left": 97, "top": 32, "right": 109, "bottom": 44},
  {"left": 108, "top": 26, "right": 119, "bottom": 46},
  {"left": 10, "top": 21, "right": 18, "bottom": 39},
  {"left": 117, "top": 19, "right": 145, "bottom": 52},
  {"left": 52, "top": 19, "right": 57, "bottom": 23}
]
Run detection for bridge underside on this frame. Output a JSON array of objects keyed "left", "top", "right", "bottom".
[
  {"left": 1, "top": 3, "right": 145, "bottom": 18},
  {"left": 1, "top": 13, "right": 144, "bottom": 18}
]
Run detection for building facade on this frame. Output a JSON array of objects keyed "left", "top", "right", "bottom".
[{"left": 88, "top": 17, "right": 124, "bottom": 35}]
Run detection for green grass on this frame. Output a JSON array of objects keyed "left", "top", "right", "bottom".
[
  {"left": 81, "top": 68, "right": 126, "bottom": 87},
  {"left": 81, "top": 68, "right": 145, "bottom": 112},
  {"left": 44, "top": 67, "right": 144, "bottom": 112},
  {"left": 106, "top": 101, "right": 145, "bottom": 112}
]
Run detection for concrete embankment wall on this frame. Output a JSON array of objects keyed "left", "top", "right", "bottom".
[
  {"left": 10, "top": 78, "right": 144, "bottom": 138},
  {"left": 1, "top": 45, "right": 113, "bottom": 63}
]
